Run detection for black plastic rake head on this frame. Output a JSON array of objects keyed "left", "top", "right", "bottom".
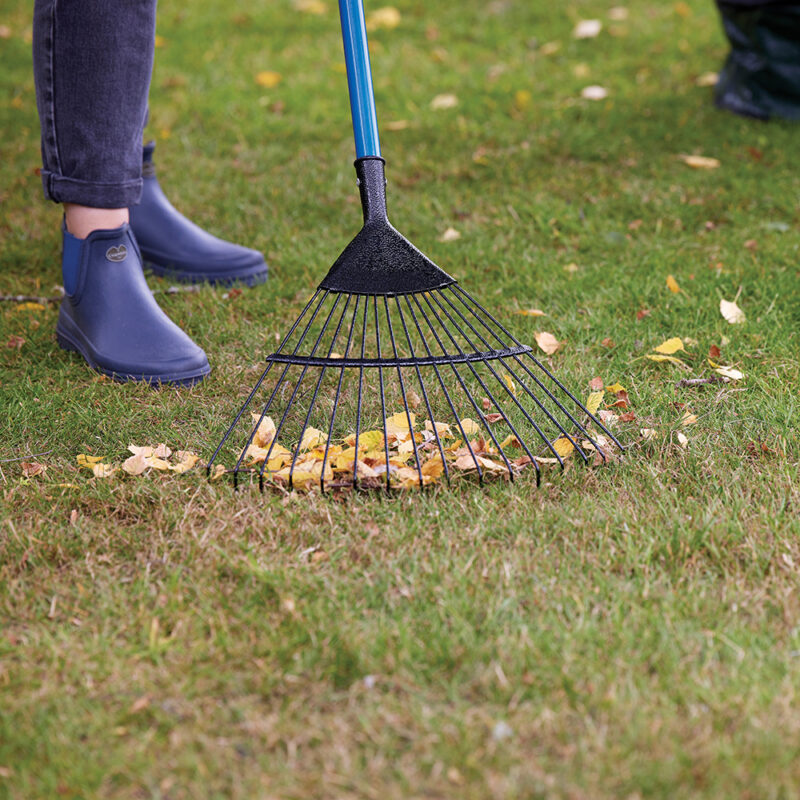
[{"left": 207, "top": 158, "right": 624, "bottom": 493}]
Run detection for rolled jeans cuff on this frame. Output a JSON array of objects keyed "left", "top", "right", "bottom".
[{"left": 41, "top": 171, "right": 143, "bottom": 208}]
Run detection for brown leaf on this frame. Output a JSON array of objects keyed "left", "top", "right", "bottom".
[
  {"left": 636, "top": 309, "right": 651, "bottom": 321},
  {"left": 152, "top": 443, "right": 172, "bottom": 459},
  {"left": 589, "top": 376, "right": 604, "bottom": 391},
  {"left": 601, "top": 337, "right": 614, "bottom": 348},
  {"left": 484, "top": 413, "right": 504, "bottom": 424},
  {"left": 708, "top": 344, "right": 721, "bottom": 358},
  {"left": 534, "top": 331, "right": 560, "bottom": 355},
  {"left": 21, "top": 461, "right": 46, "bottom": 478},
  {"left": 6, "top": 335, "right": 25, "bottom": 349},
  {"left": 481, "top": 397, "right": 492, "bottom": 411}
]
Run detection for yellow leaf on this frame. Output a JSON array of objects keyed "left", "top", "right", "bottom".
[
  {"left": 666, "top": 274, "right": 680, "bottom": 293},
  {"left": 585, "top": 391, "right": 605, "bottom": 415},
  {"left": 682, "top": 412, "right": 698, "bottom": 426},
  {"left": 715, "top": 365, "right": 744, "bottom": 381},
  {"left": 293, "top": 0, "right": 326, "bottom": 12},
  {"left": 13, "top": 302, "right": 47, "bottom": 312},
  {"left": 91, "top": 462, "right": 116, "bottom": 478},
  {"left": 255, "top": 71, "right": 282, "bottom": 88},
  {"left": 154, "top": 34, "right": 166, "bottom": 47},
  {"left": 459, "top": 418, "right": 481, "bottom": 436},
  {"left": 552, "top": 437, "right": 575, "bottom": 458},
  {"left": 385, "top": 412, "right": 416, "bottom": 440},
  {"left": 365, "top": 6, "right": 401, "bottom": 31},
  {"left": 431, "top": 93, "right": 458, "bottom": 110},
  {"left": 646, "top": 354, "right": 685, "bottom": 365},
  {"left": 421, "top": 457, "right": 445, "bottom": 481},
  {"left": 640, "top": 428, "right": 657, "bottom": 440},
  {"left": 605, "top": 382, "right": 626, "bottom": 393},
  {"left": 503, "top": 373, "right": 517, "bottom": 396},
  {"left": 128, "top": 444, "right": 154, "bottom": 458},
  {"left": 653, "top": 337, "right": 684, "bottom": 355},
  {"left": 514, "top": 308, "right": 546, "bottom": 317},
  {"left": 564, "top": 262, "right": 579, "bottom": 273},
  {"left": 122, "top": 453, "right": 148, "bottom": 475},
  {"left": 298, "top": 427, "right": 327, "bottom": 451},
  {"left": 680, "top": 154, "right": 720, "bottom": 169},
  {"left": 425, "top": 419, "right": 453, "bottom": 438},
  {"left": 534, "top": 331, "right": 560, "bottom": 355},
  {"left": 500, "top": 434, "right": 523, "bottom": 449},
  {"left": 249, "top": 414, "right": 276, "bottom": 447},
  {"left": 210, "top": 464, "right": 227, "bottom": 481},
  {"left": 513, "top": 89, "right": 532, "bottom": 112},
  {"left": 144, "top": 456, "right": 171, "bottom": 471},
  {"left": 344, "top": 429, "right": 384, "bottom": 451},
  {"left": 152, "top": 443, "right": 172, "bottom": 459},
  {"left": 720, "top": 298, "right": 745, "bottom": 324},
  {"left": 170, "top": 452, "right": 200, "bottom": 474},
  {"left": 76, "top": 454, "right": 104, "bottom": 467}
]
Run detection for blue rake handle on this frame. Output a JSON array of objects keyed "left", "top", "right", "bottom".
[{"left": 339, "top": 0, "right": 381, "bottom": 158}]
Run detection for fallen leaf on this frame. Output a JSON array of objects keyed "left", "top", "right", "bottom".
[
  {"left": 484, "top": 413, "right": 504, "bottom": 424},
  {"left": 640, "top": 428, "right": 656, "bottom": 440},
  {"left": 406, "top": 389, "right": 421, "bottom": 410},
  {"left": 365, "top": 6, "right": 401, "bottom": 31},
  {"left": 581, "top": 85, "right": 608, "bottom": 101},
  {"left": 695, "top": 72, "right": 718, "bottom": 87},
  {"left": 534, "top": 331, "right": 560, "bottom": 355},
  {"left": 459, "top": 418, "right": 481, "bottom": 436},
  {"left": 682, "top": 412, "right": 698, "bottom": 426},
  {"left": 585, "top": 391, "right": 605, "bottom": 415},
  {"left": 298, "top": 427, "right": 328, "bottom": 450},
  {"left": 153, "top": 443, "right": 172, "bottom": 459},
  {"left": 618, "top": 411, "right": 636, "bottom": 422},
  {"left": 144, "top": 456, "right": 171, "bottom": 471},
  {"left": 91, "top": 462, "right": 116, "bottom": 478},
  {"left": 515, "top": 308, "right": 546, "bottom": 317},
  {"left": 564, "top": 262, "right": 579, "bottom": 273},
  {"left": 293, "top": 0, "right": 326, "bottom": 12},
  {"left": 646, "top": 354, "right": 685, "bottom": 365},
  {"left": 677, "top": 431, "right": 689, "bottom": 448},
  {"left": 680, "top": 154, "right": 720, "bottom": 169},
  {"left": 552, "top": 437, "right": 575, "bottom": 458},
  {"left": 255, "top": 71, "right": 282, "bottom": 88},
  {"left": 250, "top": 414, "right": 277, "bottom": 447},
  {"left": 128, "top": 444, "right": 154, "bottom": 458},
  {"left": 6, "top": 335, "right": 25, "bottom": 349},
  {"left": 601, "top": 337, "right": 614, "bottom": 348},
  {"left": 573, "top": 19, "right": 602, "bottom": 38},
  {"left": 539, "top": 41, "right": 561, "bottom": 55},
  {"left": 744, "top": 239, "right": 757, "bottom": 251},
  {"left": 122, "top": 452, "right": 148, "bottom": 475},
  {"left": 605, "top": 382, "right": 626, "bottom": 393},
  {"left": 431, "top": 93, "right": 458, "bottom": 110},
  {"left": 589, "top": 376, "right": 604, "bottom": 391},
  {"left": 708, "top": 344, "right": 721, "bottom": 358},
  {"left": 76, "top": 454, "right": 105, "bottom": 468},
  {"left": 21, "top": 461, "right": 46, "bottom": 478},
  {"left": 715, "top": 365, "right": 744, "bottom": 380},
  {"left": 503, "top": 374, "right": 516, "bottom": 396},
  {"left": 666, "top": 274, "right": 680, "bottom": 293},
  {"left": 608, "top": 7, "right": 629, "bottom": 20},
  {"left": 13, "top": 302, "right": 47, "bottom": 312},
  {"left": 654, "top": 337, "right": 684, "bottom": 355},
  {"left": 514, "top": 89, "right": 532, "bottom": 111},
  {"left": 210, "top": 464, "right": 227, "bottom": 481},
  {"left": 171, "top": 452, "right": 200, "bottom": 474},
  {"left": 439, "top": 226, "right": 461, "bottom": 242},
  {"left": 720, "top": 298, "right": 745, "bottom": 324}
]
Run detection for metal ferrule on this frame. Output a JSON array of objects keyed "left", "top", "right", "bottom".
[{"left": 355, "top": 157, "right": 387, "bottom": 224}]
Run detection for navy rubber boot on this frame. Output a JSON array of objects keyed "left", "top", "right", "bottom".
[
  {"left": 129, "top": 142, "right": 268, "bottom": 286},
  {"left": 56, "top": 223, "right": 211, "bottom": 386}
]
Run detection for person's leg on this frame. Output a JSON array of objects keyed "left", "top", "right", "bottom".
[{"left": 32, "top": 0, "right": 210, "bottom": 386}]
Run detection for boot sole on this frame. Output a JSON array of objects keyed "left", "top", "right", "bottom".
[
  {"left": 143, "top": 260, "right": 268, "bottom": 288},
  {"left": 56, "top": 324, "right": 210, "bottom": 388}
]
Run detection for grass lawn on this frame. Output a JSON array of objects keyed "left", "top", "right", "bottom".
[{"left": 1, "top": 0, "right": 799, "bottom": 796}]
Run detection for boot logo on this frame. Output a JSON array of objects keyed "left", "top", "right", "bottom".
[{"left": 105, "top": 245, "right": 128, "bottom": 262}]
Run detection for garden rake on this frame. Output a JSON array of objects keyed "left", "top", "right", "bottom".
[{"left": 208, "top": 0, "right": 623, "bottom": 492}]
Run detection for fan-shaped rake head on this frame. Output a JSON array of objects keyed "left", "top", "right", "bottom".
[{"left": 208, "top": 158, "right": 623, "bottom": 492}]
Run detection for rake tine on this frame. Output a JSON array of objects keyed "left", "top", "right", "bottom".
[
  {"left": 418, "top": 293, "right": 515, "bottom": 480},
  {"left": 394, "top": 296, "right": 450, "bottom": 485},
  {"left": 428, "top": 290, "right": 548, "bottom": 476},
  {"left": 384, "top": 296, "right": 424, "bottom": 489},
  {"left": 321, "top": 294, "right": 362, "bottom": 493},
  {"left": 259, "top": 293, "right": 343, "bottom": 491},
  {"left": 353, "top": 297, "right": 370, "bottom": 489},
  {"left": 452, "top": 285, "right": 624, "bottom": 452},
  {"left": 374, "top": 296, "right": 391, "bottom": 492},
  {"left": 233, "top": 289, "right": 331, "bottom": 488},
  {"left": 435, "top": 289, "right": 585, "bottom": 465},
  {"left": 287, "top": 293, "right": 352, "bottom": 492},
  {"left": 208, "top": 288, "right": 323, "bottom": 478},
  {"left": 407, "top": 294, "right": 484, "bottom": 483}
]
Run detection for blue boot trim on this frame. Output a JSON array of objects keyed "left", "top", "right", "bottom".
[{"left": 129, "top": 142, "right": 268, "bottom": 287}]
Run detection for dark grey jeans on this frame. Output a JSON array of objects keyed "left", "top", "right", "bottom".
[{"left": 32, "top": 0, "right": 157, "bottom": 208}]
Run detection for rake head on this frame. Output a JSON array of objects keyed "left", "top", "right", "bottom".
[{"left": 208, "top": 158, "right": 623, "bottom": 492}]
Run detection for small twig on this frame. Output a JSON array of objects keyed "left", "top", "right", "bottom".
[
  {"left": 0, "top": 449, "right": 54, "bottom": 463},
  {"left": 675, "top": 376, "right": 725, "bottom": 388},
  {"left": 0, "top": 294, "right": 62, "bottom": 304}
]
